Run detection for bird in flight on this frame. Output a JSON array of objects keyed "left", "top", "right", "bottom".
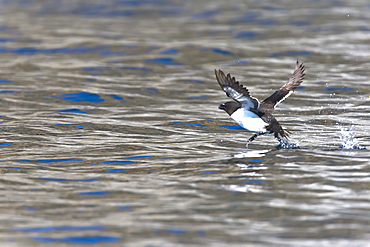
[{"left": 215, "top": 60, "right": 305, "bottom": 147}]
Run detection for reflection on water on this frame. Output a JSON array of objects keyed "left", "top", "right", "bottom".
[
  {"left": 0, "top": 0, "right": 370, "bottom": 246},
  {"left": 234, "top": 149, "right": 270, "bottom": 158}
]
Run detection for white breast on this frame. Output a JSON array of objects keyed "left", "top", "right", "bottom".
[{"left": 230, "top": 108, "right": 268, "bottom": 133}]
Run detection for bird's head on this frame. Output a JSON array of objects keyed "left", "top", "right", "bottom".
[{"left": 218, "top": 101, "right": 240, "bottom": 116}]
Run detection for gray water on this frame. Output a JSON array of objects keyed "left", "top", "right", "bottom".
[{"left": 0, "top": 1, "right": 370, "bottom": 246}]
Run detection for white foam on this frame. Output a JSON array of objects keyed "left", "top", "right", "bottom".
[
  {"left": 339, "top": 127, "right": 366, "bottom": 150},
  {"left": 276, "top": 136, "right": 300, "bottom": 149}
]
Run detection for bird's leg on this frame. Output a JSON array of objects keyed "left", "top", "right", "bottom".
[{"left": 246, "top": 132, "right": 265, "bottom": 148}]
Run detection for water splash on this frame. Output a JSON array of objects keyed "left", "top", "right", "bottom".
[
  {"left": 276, "top": 138, "right": 300, "bottom": 149},
  {"left": 339, "top": 127, "right": 366, "bottom": 150},
  {"left": 244, "top": 135, "right": 300, "bottom": 149},
  {"left": 273, "top": 135, "right": 300, "bottom": 149}
]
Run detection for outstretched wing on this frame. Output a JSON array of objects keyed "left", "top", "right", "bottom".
[
  {"left": 259, "top": 60, "right": 305, "bottom": 113},
  {"left": 214, "top": 69, "right": 259, "bottom": 110}
]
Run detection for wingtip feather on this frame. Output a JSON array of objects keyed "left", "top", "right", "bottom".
[{"left": 283, "top": 60, "right": 305, "bottom": 91}]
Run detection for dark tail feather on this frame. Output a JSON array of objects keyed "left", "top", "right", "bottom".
[{"left": 266, "top": 118, "right": 289, "bottom": 140}]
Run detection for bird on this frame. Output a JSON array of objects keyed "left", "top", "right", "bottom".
[{"left": 215, "top": 60, "right": 305, "bottom": 147}]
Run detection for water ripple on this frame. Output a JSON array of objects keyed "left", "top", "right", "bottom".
[{"left": 0, "top": 1, "right": 369, "bottom": 246}]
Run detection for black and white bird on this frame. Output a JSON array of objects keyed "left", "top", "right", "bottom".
[{"left": 215, "top": 60, "right": 305, "bottom": 147}]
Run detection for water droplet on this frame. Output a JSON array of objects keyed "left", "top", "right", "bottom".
[{"left": 339, "top": 127, "right": 365, "bottom": 150}]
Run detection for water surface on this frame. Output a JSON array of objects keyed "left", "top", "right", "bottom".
[{"left": 0, "top": 1, "right": 370, "bottom": 246}]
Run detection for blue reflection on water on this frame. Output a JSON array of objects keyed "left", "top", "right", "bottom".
[
  {"left": 0, "top": 90, "right": 19, "bottom": 93},
  {"left": 241, "top": 180, "right": 266, "bottom": 184},
  {"left": 82, "top": 67, "right": 111, "bottom": 73},
  {"left": 0, "top": 143, "right": 12, "bottom": 146},
  {"left": 38, "top": 158, "right": 82, "bottom": 163},
  {"left": 24, "top": 207, "right": 37, "bottom": 211},
  {"left": 120, "top": 66, "right": 151, "bottom": 71},
  {"left": 218, "top": 125, "right": 245, "bottom": 130},
  {"left": 192, "top": 9, "right": 219, "bottom": 19},
  {"left": 125, "top": 155, "right": 151, "bottom": 159},
  {"left": 78, "top": 191, "right": 110, "bottom": 196},
  {"left": 187, "top": 95, "right": 208, "bottom": 99},
  {"left": 250, "top": 158, "right": 263, "bottom": 162},
  {"left": 208, "top": 48, "right": 234, "bottom": 55},
  {"left": 358, "top": 26, "right": 370, "bottom": 31},
  {"left": 102, "top": 160, "right": 135, "bottom": 163},
  {"left": 289, "top": 19, "right": 311, "bottom": 26},
  {"left": 108, "top": 94, "right": 124, "bottom": 100},
  {"left": 75, "top": 178, "right": 100, "bottom": 182},
  {"left": 0, "top": 80, "right": 12, "bottom": 83},
  {"left": 33, "top": 235, "right": 119, "bottom": 244},
  {"left": 160, "top": 48, "right": 179, "bottom": 54},
  {"left": 56, "top": 109, "right": 88, "bottom": 114},
  {"left": 0, "top": 46, "right": 119, "bottom": 55},
  {"left": 186, "top": 79, "right": 204, "bottom": 84},
  {"left": 14, "top": 225, "right": 107, "bottom": 232},
  {"left": 38, "top": 178, "right": 68, "bottom": 182},
  {"left": 107, "top": 169, "right": 126, "bottom": 173},
  {"left": 55, "top": 92, "right": 104, "bottom": 103},
  {"left": 270, "top": 50, "right": 312, "bottom": 57},
  {"left": 38, "top": 0, "right": 175, "bottom": 17},
  {"left": 146, "top": 88, "right": 159, "bottom": 94},
  {"left": 145, "top": 57, "right": 182, "bottom": 65},
  {"left": 257, "top": 18, "right": 278, "bottom": 25},
  {"left": 200, "top": 171, "right": 215, "bottom": 174},
  {"left": 235, "top": 60, "right": 249, "bottom": 64},
  {"left": 234, "top": 31, "right": 257, "bottom": 39},
  {"left": 232, "top": 12, "right": 260, "bottom": 23},
  {"left": 324, "top": 87, "right": 354, "bottom": 91},
  {"left": 186, "top": 123, "right": 207, "bottom": 127},
  {"left": 38, "top": 178, "right": 99, "bottom": 182},
  {"left": 18, "top": 158, "right": 83, "bottom": 163},
  {"left": 167, "top": 228, "right": 187, "bottom": 234},
  {"left": 160, "top": 6, "right": 184, "bottom": 15},
  {"left": 74, "top": 124, "right": 89, "bottom": 128}
]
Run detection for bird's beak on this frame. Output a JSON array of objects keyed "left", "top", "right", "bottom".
[{"left": 218, "top": 103, "right": 225, "bottom": 110}]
